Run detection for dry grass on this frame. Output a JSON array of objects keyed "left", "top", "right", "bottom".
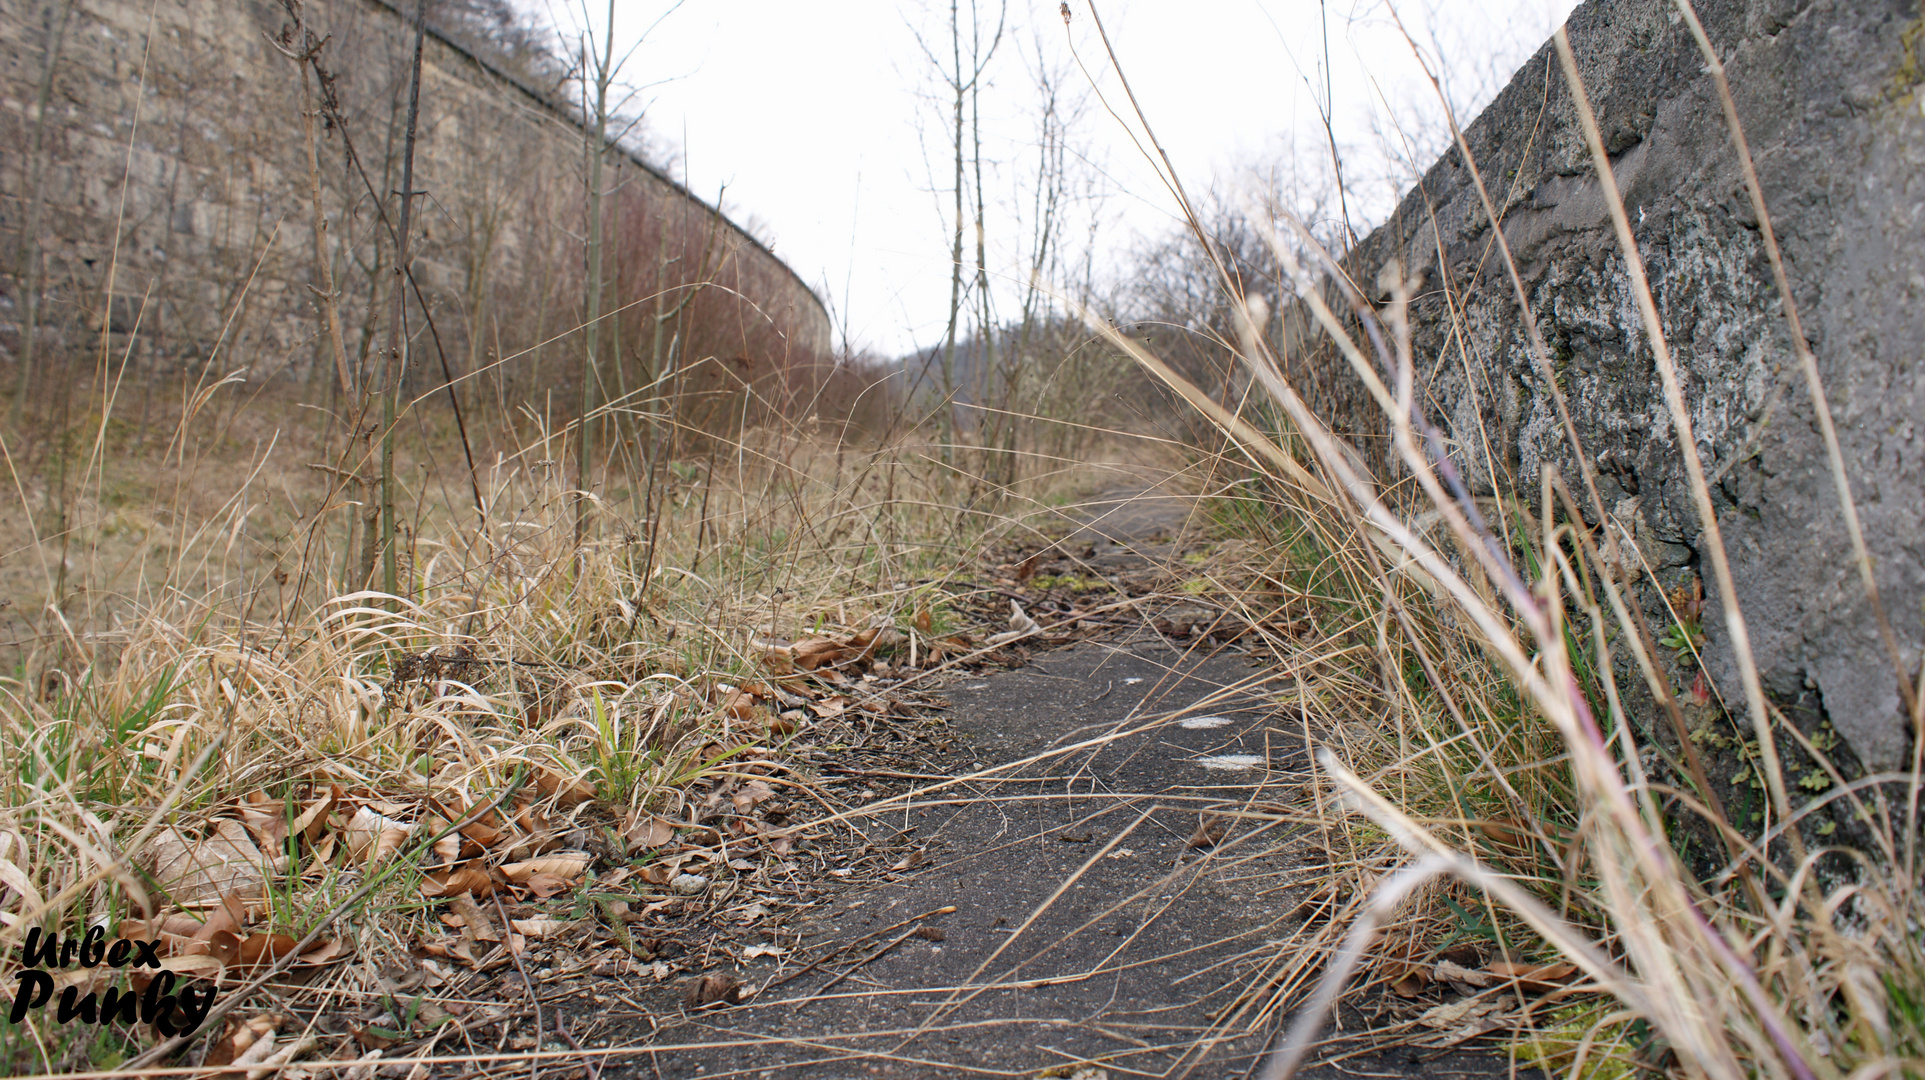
[{"left": 0, "top": 335, "right": 1195, "bottom": 1073}]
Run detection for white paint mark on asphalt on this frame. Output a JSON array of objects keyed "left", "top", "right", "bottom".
[
  {"left": 1193, "top": 753, "right": 1266, "bottom": 771},
  {"left": 1179, "top": 715, "right": 1233, "bottom": 730}
]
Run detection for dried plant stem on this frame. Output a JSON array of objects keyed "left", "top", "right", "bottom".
[
  {"left": 278, "top": 18, "right": 350, "bottom": 397},
  {"left": 1258, "top": 853, "right": 1449, "bottom": 1080}
]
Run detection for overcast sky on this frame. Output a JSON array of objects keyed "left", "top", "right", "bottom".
[{"left": 530, "top": 1, "right": 1578, "bottom": 358}]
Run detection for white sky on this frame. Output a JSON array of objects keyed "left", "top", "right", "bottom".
[{"left": 537, "top": 1, "right": 1578, "bottom": 358}]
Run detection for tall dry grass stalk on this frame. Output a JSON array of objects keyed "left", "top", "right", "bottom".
[{"left": 1069, "top": 1, "right": 1924, "bottom": 1075}]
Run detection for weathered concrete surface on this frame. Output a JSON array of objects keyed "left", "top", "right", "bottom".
[{"left": 1300, "top": 0, "right": 1924, "bottom": 769}]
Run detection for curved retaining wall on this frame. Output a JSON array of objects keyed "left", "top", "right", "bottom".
[{"left": 0, "top": 0, "right": 832, "bottom": 395}]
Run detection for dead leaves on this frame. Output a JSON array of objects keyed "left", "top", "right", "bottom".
[
  {"left": 118, "top": 892, "right": 345, "bottom": 994},
  {"left": 1417, "top": 995, "right": 1515, "bottom": 1046},
  {"left": 149, "top": 820, "right": 273, "bottom": 902},
  {"left": 1485, "top": 959, "right": 1579, "bottom": 993},
  {"left": 758, "top": 624, "right": 889, "bottom": 674},
  {"left": 422, "top": 865, "right": 502, "bottom": 900},
  {"left": 1409, "top": 959, "right": 1582, "bottom": 1046},
  {"left": 755, "top": 598, "right": 1048, "bottom": 683},
  {"left": 202, "top": 1012, "right": 320, "bottom": 1076},
  {"left": 983, "top": 600, "right": 1041, "bottom": 647},
  {"left": 534, "top": 767, "right": 597, "bottom": 808},
  {"left": 1384, "top": 946, "right": 1581, "bottom": 998},
  {"left": 729, "top": 778, "right": 776, "bottom": 813},
  {"left": 342, "top": 805, "right": 413, "bottom": 867},
  {"left": 446, "top": 894, "right": 500, "bottom": 944},
  {"left": 1382, "top": 947, "right": 1587, "bottom": 1047},
  {"left": 624, "top": 812, "right": 677, "bottom": 851},
  {"left": 681, "top": 972, "right": 746, "bottom": 1009},
  {"left": 501, "top": 853, "right": 592, "bottom": 898}
]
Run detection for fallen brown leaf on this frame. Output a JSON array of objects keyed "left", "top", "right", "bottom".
[
  {"left": 535, "top": 769, "right": 596, "bottom": 808},
  {"left": 422, "top": 865, "right": 500, "bottom": 899},
  {"left": 1435, "top": 959, "right": 1494, "bottom": 989},
  {"left": 625, "top": 813, "right": 677, "bottom": 852},
  {"left": 289, "top": 789, "right": 333, "bottom": 845},
  {"left": 730, "top": 779, "right": 776, "bottom": 812},
  {"left": 149, "top": 821, "right": 270, "bottom": 902},
  {"left": 792, "top": 637, "right": 850, "bottom": 670},
  {"left": 1485, "top": 960, "right": 1578, "bottom": 992},
  {"left": 289, "top": 939, "right": 346, "bottom": 968},
  {"left": 203, "top": 1013, "right": 281, "bottom": 1068},
  {"left": 1418, "top": 996, "right": 1505, "bottom": 1030},
  {"left": 501, "top": 852, "right": 590, "bottom": 883},
  {"left": 1475, "top": 818, "right": 1535, "bottom": 857},
  {"left": 236, "top": 933, "right": 302, "bottom": 968},
  {"left": 342, "top": 806, "right": 413, "bottom": 867},
  {"left": 520, "top": 873, "right": 571, "bottom": 898},
  {"left": 510, "top": 917, "right": 570, "bottom": 939},
  {"left": 235, "top": 802, "right": 289, "bottom": 854},
  {"left": 682, "top": 972, "right": 743, "bottom": 1008},
  {"left": 448, "top": 893, "right": 500, "bottom": 943}
]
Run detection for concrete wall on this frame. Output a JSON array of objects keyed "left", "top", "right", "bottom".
[
  {"left": 1297, "top": 0, "right": 1922, "bottom": 770},
  {"left": 0, "top": 0, "right": 832, "bottom": 411}
]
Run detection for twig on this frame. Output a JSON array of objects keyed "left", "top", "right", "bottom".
[
  {"left": 494, "top": 890, "right": 543, "bottom": 1080},
  {"left": 551, "top": 1011, "right": 599, "bottom": 1080},
  {"left": 784, "top": 928, "right": 922, "bottom": 1012},
  {"left": 759, "top": 905, "right": 956, "bottom": 996}
]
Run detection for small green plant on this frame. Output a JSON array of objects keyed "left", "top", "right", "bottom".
[
  {"left": 1659, "top": 615, "right": 1705, "bottom": 658},
  {"left": 588, "top": 689, "right": 665, "bottom": 801}
]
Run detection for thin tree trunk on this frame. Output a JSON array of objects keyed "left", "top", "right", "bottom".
[
  {"left": 937, "top": 0, "right": 966, "bottom": 465},
  {"left": 376, "top": 0, "right": 428, "bottom": 601},
  {"left": 298, "top": 64, "right": 352, "bottom": 396},
  {"left": 969, "top": 22, "right": 1000, "bottom": 489},
  {"left": 578, "top": 4, "right": 615, "bottom": 545}
]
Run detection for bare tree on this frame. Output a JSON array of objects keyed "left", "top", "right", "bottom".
[{"left": 912, "top": 0, "right": 1005, "bottom": 464}]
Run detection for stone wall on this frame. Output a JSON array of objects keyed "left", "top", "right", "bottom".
[
  {"left": 0, "top": 0, "right": 832, "bottom": 420},
  {"left": 1292, "top": 0, "right": 1922, "bottom": 770}
]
